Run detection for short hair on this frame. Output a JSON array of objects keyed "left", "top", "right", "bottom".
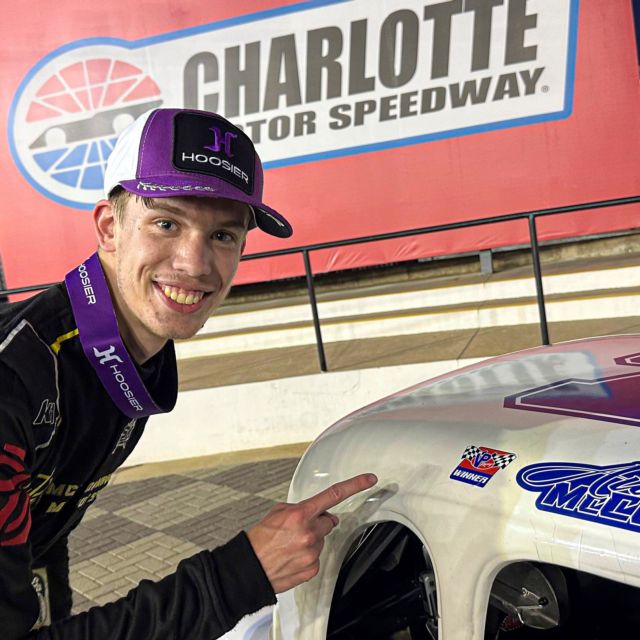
[
  {"left": 107, "top": 188, "right": 253, "bottom": 230},
  {"left": 108, "top": 187, "right": 156, "bottom": 222}
]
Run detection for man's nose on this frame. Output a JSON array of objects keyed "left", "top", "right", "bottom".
[{"left": 173, "top": 236, "right": 214, "bottom": 277}]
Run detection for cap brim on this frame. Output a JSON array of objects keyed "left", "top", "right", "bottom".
[{"left": 253, "top": 204, "right": 293, "bottom": 238}]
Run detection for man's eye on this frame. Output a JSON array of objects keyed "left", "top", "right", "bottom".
[
  {"left": 215, "top": 231, "right": 234, "bottom": 243},
  {"left": 156, "top": 220, "right": 175, "bottom": 231}
]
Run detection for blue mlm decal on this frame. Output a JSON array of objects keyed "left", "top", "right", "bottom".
[{"left": 517, "top": 461, "right": 640, "bottom": 533}]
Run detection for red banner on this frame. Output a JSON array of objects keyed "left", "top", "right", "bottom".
[{"left": 2, "top": 0, "right": 639, "bottom": 290}]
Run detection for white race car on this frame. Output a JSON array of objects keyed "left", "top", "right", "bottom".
[{"left": 272, "top": 335, "right": 640, "bottom": 639}]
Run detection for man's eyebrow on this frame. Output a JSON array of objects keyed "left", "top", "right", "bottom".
[
  {"left": 149, "top": 201, "right": 186, "bottom": 216},
  {"left": 150, "top": 201, "right": 250, "bottom": 230}
]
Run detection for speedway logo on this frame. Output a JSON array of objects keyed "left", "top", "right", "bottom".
[
  {"left": 518, "top": 461, "right": 640, "bottom": 534},
  {"left": 450, "top": 444, "right": 517, "bottom": 488},
  {"left": 9, "top": 0, "right": 577, "bottom": 208},
  {"left": 11, "top": 56, "right": 162, "bottom": 208}
]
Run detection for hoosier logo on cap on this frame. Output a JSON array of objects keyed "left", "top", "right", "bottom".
[{"left": 172, "top": 112, "right": 255, "bottom": 195}]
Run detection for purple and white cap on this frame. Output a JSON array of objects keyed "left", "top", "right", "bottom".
[{"left": 103, "top": 108, "right": 292, "bottom": 238}]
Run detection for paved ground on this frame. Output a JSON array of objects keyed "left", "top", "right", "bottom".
[{"left": 68, "top": 456, "right": 300, "bottom": 613}]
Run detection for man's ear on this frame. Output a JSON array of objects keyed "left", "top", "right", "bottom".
[{"left": 93, "top": 199, "right": 117, "bottom": 252}]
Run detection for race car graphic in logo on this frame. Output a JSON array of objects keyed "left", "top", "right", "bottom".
[
  {"left": 12, "top": 57, "right": 162, "bottom": 207},
  {"left": 517, "top": 461, "right": 640, "bottom": 534},
  {"left": 504, "top": 352, "right": 640, "bottom": 428},
  {"left": 450, "top": 445, "right": 517, "bottom": 488}
]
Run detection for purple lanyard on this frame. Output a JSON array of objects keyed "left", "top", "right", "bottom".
[{"left": 65, "top": 252, "right": 163, "bottom": 418}]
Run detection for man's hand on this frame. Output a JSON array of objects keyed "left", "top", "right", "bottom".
[{"left": 247, "top": 473, "right": 377, "bottom": 593}]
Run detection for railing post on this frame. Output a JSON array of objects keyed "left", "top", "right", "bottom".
[
  {"left": 302, "top": 249, "right": 328, "bottom": 372},
  {"left": 528, "top": 214, "right": 551, "bottom": 346},
  {"left": 0, "top": 255, "right": 7, "bottom": 304}
]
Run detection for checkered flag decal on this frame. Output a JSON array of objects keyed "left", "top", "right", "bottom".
[
  {"left": 461, "top": 445, "right": 517, "bottom": 469},
  {"left": 461, "top": 445, "right": 481, "bottom": 461},
  {"left": 492, "top": 452, "right": 517, "bottom": 469}
]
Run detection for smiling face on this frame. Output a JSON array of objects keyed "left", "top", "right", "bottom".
[{"left": 94, "top": 193, "right": 250, "bottom": 363}]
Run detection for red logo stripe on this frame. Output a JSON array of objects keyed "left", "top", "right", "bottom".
[
  {"left": 6, "top": 494, "right": 29, "bottom": 533},
  {"left": 3, "top": 443, "right": 26, "bottom": 459},
  {"left": 0, "top": 473, "right": 29, "bottom": 492},
  {"left": 0, "top": 453, "right": 23, "bottom": 473}
]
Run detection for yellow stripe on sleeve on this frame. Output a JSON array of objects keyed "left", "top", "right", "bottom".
[{"left": 50, "top": 329, "right": 79, "bottom": 354}]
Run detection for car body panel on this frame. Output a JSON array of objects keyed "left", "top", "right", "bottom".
[{"left": 273, "top": 335, "right": 640, "bottom": 639}]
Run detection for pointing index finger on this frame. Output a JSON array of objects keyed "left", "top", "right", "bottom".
[{"left": 301, "top": 473, "right": 378, "bottom": 518}]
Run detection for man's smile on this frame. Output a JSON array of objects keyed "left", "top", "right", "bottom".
[
  {"left": 154, "top": 282, "right": 212, "bottom": 313},
  {"left": 159, "top": 283, "right": 208, "bottom": 305}
]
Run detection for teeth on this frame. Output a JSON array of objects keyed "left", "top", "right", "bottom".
[{"left": 161, "top": 286, "right": 204, "bottom": 305}]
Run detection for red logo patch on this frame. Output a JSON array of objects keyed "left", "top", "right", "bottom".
[{"left": 0, "top": 444, "right": 31, "bottom": 546}]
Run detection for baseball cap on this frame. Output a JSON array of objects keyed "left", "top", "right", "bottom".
[{"left": 103, "top": 108, "right": 292, "bottom": 238}]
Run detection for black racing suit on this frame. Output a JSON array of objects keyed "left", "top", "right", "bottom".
[{"left": 0, "top": 283, "right": 275, "bottom": 639}]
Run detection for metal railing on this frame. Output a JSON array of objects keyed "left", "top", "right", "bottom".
[
  {"left": 241, "top": 195, "right": 639, "bottom": 370},
  {"left": 1, "top": 195, "right": 638, "bottom": 371}
]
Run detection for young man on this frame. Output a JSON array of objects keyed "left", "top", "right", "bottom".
[{"left": 0, "top": 108, "right": 376, "bottom": 638}]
